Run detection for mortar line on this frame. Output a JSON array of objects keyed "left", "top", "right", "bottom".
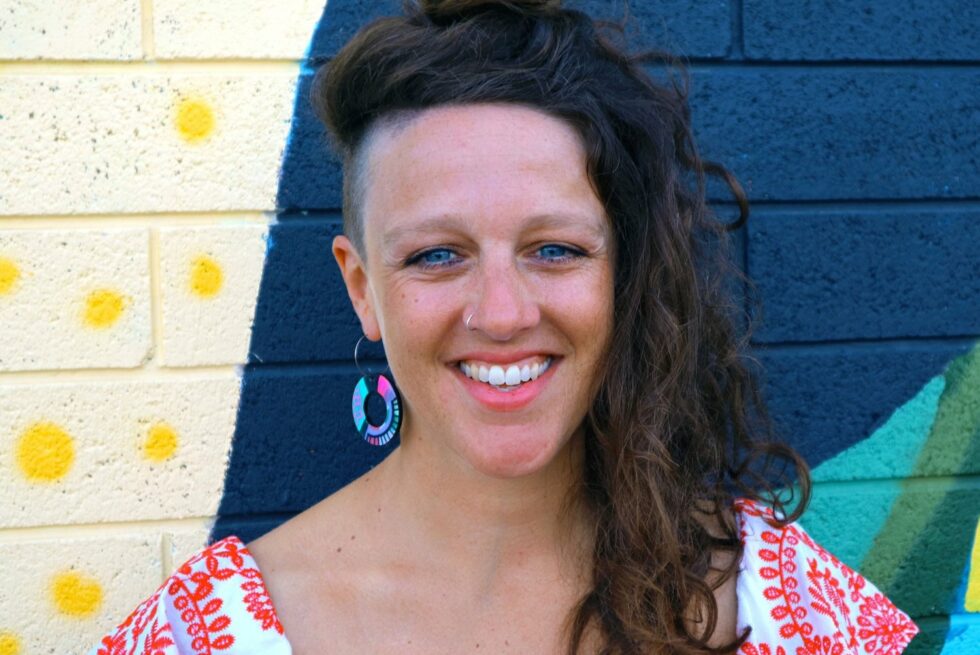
[
  {"left": 0, "top": 516, "right": 213, "bottom": 543},
  {"left": 0, "top": 60, "right": 302, "bottom": 74},
  {"left": 730, "top": 0, "right": 745, "bottom": 59},
  {"left": 149, "top": 226, "right": 165, "bottom": 367},
  {"left": 0, "top": 365, "right": 241, "bottom": 384},
  {"left": 0, "top": 213, "right": 270, "bottom": 229},
  {"left": 811, "top": 473, "right": 980, "bottom": 493},
  {"left": 140, "top": 0, "right": 156, "bottom": 60},
  {"left": 161, "top": 532, "right": 174, "bottom": 580}
]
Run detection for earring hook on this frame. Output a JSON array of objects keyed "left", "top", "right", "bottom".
[{"left": 354, "top": 335, "right": 391, "bottom": 378}]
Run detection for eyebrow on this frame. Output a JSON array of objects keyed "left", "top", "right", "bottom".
[{"left": 381, "top": 212, "right": 608, "bottom": 249}]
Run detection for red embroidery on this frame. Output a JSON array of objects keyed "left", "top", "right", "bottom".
[
  {"left": 857, "top": 593, "right": 919, "bottom": 655},
  {"left": 94, "top": 537, "right": 285, "bottom": 654},
  {"left": 735, "top": 499, "right": 917, "bottom": 655}
]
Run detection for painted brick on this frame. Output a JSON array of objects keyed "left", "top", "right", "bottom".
[
  {"left": 743, "top": 0, "right": 980, "bottom": 61},
  {"left": 0, "top": 73, "right": 297, "bottom": 216},
  {"left": 160, "top": 224, "right": 269, "bottom": 366},
  {"left": 306, "top": 0, "right": 731, "bottom": 62},
  {"left": 755, "top": 341, "right": 975, "bottom": 473},
  {"left": 248, "top": 220, "right": 362, "bottom": 363},
  {"left": 748, "top": 208, "right": 980, "bottom": 342},
  {"left": 153, "top": 0, "right": 326, "bottom": 59},
  {"left": 215, "top": 366, "right": 390, "bottom": 520},
  {"left": 212, "top": 515, "right": 293, "bottom": 545},
  {"left": 691, "top": 68, "right": 979, "bottom": 201},
  {"left": 0, "top": 534, "right": 160, "bottom": 655},
  {"left": 166, "top": 521, "right": 212, "bottom": 573},
  {"left": 0, "top": 228, "right": 151, "bottom": 371},
  {"left": 804, "top": 479, "right": 980, "bottom": 618},
  {"left": 276, "top": 74, "right": 342, "bottom": 211},
  {"left": 0, "top": 376, "right": 240, "bottom": 527},
  {"left": 0, "top": 0, "right": 142, "bottom": 60},
  {"left": 280, "top": 67, "right": 979, "bottom": 211}
]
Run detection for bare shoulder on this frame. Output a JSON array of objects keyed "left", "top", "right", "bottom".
[{"left": 246, "top": 478, "right": 373, "bottom": 637}]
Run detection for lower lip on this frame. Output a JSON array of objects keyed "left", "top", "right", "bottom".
[{"left": 453, "top": 360, "right": 559, "bottom": 412}]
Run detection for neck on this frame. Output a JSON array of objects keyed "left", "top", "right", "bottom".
[{"left": 368, "top": 424, "right": 592, "bottom": 594}]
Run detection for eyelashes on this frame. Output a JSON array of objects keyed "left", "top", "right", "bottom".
[{"left": 405, "top": 244, "right": 587, "bottom": 271}]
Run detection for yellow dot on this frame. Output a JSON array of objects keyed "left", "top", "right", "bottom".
[
  {"left": 175, "top": 97, "right": 215, "bottom": 143},
  {"left": 0, "top": 257, "right": 19, "bottom": 295},
  {"left": 16, "top": 421, "right": 74, "bottom": 482},
  {"left": 0, "top": 631, "right": 22, "bottom": 655},
  {"left": 144, "top": 422, "right": 179, "bottom": 462},
  {"left": 50, "top": 571, "right": 103, "bottom": 617},
  {"left": 83, "top": 288, "right": 126, "bottom": 328},
  {"left": 190, "top": 255, "right": 223, "bottom": 298}
]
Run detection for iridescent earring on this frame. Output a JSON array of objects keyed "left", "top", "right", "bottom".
[{"left": 351, "top": 335, "right": 402, "bottom": 446}]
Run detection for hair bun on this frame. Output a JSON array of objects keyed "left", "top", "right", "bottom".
[{"left": 419, "top": 0, "right": 561, "bottom": 19}]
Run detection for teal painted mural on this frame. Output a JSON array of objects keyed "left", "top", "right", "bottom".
[{"left": 802, "top": 343, "right": 980, "bottom": 654}]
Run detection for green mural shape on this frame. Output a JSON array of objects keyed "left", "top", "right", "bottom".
[{"left": 801, "top": 342, "right": 980, "bottom": 655}]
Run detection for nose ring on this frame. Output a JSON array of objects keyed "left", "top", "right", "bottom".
[{"left": 465, "top": 312, "right": 475, "bottom": 331}]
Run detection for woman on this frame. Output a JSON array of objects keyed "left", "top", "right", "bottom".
[{"left": 90, "top": 1, "right": 918, "bottom": 653}]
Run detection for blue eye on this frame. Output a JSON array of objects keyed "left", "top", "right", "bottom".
[
  {"left": 536, "top": 244, "right": 582, "bottom": 262},
  {"left": 408, "top": 248, "right": 460, "bottom": 270}
]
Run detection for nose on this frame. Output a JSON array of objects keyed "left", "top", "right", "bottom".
[{"left": 468, "top": 256, "right": 540, "bottom": 341}]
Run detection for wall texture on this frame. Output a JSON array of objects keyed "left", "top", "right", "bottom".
[{"left": 0, "top": 1, "right": 977, "bottom": 653}]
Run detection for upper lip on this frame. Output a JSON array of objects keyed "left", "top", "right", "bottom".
[{"left": 452, "top": 350, "right": 557, "bottom": 364}]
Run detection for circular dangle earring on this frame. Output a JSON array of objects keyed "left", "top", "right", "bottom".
[{"left": 350, "top": 335, "right": 403, "bottom": 446}]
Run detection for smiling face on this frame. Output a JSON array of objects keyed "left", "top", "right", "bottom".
[{"left": 333, "top": 103, "right": 614, "bottom": 479}]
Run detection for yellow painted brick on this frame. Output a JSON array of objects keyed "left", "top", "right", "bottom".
[
  {"left": 154, "top": 0, "right": 326, "bottom": 59},
  {"left": 0, "top": 228, "right": 151, "bottom": 371},
  {"left": 160, "top": 224, "right": 269, "bottom": 366},
  {"left": 0, "top": 0, "right": 142, "bottom": 60},
  {"left": 0, "top": 73, "right": 298, "bottom": 216},
  {"left": 0, "top": 534, "right": 160, "bottom": 655},
  {"left": 166, "top": 521, "right": 213, "bottom": 574},
  {"left": 0, "top": 375, "right": 240, "bottom": 527}
]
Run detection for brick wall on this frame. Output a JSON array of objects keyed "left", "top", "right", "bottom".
[{"left": 0, "top": 1, "right": 976, "bottom": 653}]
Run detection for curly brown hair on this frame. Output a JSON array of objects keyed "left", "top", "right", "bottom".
[{"left": 311, "top": 1, "right": 811, "bottom": 653}]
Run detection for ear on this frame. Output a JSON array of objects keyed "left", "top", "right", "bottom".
[{"left": 332, "top": 235, "right": 381, "bottom": 341}]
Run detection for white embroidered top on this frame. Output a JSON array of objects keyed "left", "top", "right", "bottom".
[{"left": 88, "top": 499, "right": 918, "bottom": 655}]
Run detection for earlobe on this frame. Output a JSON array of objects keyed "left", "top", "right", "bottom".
[{"left": 332, "top": 235, "right": 381, "bottom": 341}]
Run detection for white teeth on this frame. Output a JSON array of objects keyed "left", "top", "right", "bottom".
[
  {"left": 488, "top": 366, "right": 506, "bottom": 385},
  {"left": 459, "top": 357, "right": 553, "bottom": 389}
]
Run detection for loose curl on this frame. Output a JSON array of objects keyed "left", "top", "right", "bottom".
[{"left": 311, "top": 1, "right": 811, "bottom": 653}]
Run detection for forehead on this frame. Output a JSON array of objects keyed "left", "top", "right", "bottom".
[{"left": 359, "top": 103, "right": 605, "bottom": 245}]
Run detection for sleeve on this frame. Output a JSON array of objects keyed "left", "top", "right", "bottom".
[
  {"left": 734, "top": 499, "right": 919, "bottom": 655},
  {"left": 86, "top": 536, "right": 291, "bottom": 655}
]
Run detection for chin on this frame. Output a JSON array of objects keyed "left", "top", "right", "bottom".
[{"left": 459, "top": 424, "right": 570, "bottom": 479}]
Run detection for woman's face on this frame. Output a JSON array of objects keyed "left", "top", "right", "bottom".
[{"left": 334, "top": 103, "right": 614, "bottom": 479}]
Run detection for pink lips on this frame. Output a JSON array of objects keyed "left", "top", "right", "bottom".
[{"left": 454, "top": 357, "right": 559, "bottom": 412}]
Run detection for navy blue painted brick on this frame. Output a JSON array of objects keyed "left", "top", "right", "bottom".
[
  {"left": 306, "top": 0, "right": 731, "bottom": 62},
  {"left": 748, "top": 208, "right": 980, "bottom": 343},
  {"left": 753, "top": 341, "right": 972, "bottom": 471},
  {"left": 216, "top": 367, "right": 394, "bottom": 517},
  {"left": 279, "top": 67, "right": 980, "bottom": 212},
  {"left": 743, "top": 0, "right": 980, "bottom": 61},
  {"left": 248, "top": 221, "right": 362, "bottom": 363},
  {"left": 275, "top": 74, "right": 342, "bottom": 212},
  {"left": 692, "top": 68, "right": 980, "bottom": 202}
]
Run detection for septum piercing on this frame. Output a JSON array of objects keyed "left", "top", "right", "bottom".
[{"left": 465, "top": 312, "right": 475, "bottom": 331}]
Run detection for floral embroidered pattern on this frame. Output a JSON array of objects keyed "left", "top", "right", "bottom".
[
  {"left": 89, "top": 537, "right": 289, "bottom": 655},
  {"left": 735, "top": 499, "right": 918, "bottom": 655}
]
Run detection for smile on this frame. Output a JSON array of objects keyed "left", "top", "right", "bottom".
[{"left": 458, "top": 356, "right": 553, "bottom": 392}]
